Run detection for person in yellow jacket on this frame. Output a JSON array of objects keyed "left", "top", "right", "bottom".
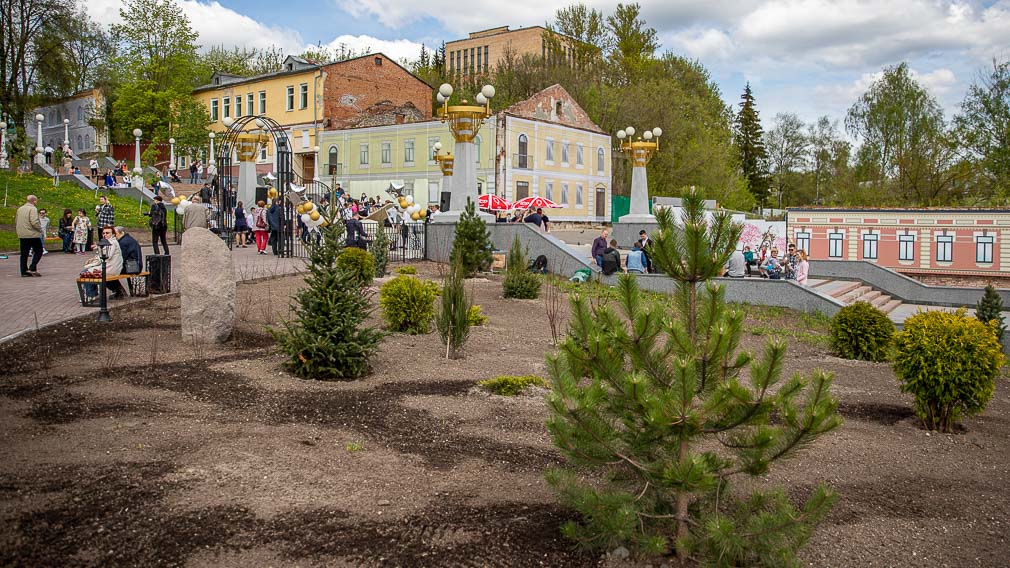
[{"left": 15, "top": 195, "right": 44, "bottom": 277}]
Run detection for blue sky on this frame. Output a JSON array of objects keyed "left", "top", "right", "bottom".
[{"left": 91, "top": 0, "right": 1010, "bottom": 132}]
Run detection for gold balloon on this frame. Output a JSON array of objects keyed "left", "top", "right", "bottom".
[
  {"left": 398, "top": 198, "right": 407, "bottom": 209},
  {"left": 418, "top": 209, "right": 427, "bottom": 218},
  {"left": 309, "top": 210, "right": 320, "bottom": 221},
  {"left": 267, "top": 188, "right": 279, "bottom": 199},
  {"left": 171, "top": 197, "right": 181, "bottom": 205},
  {"left": 320, "top": 220, "right": 329, "bottom": 227},
  {"left": 411, "top": 212, "right": 420, "bottom": 220},
  {"left": 305, "top": 202, "right": 315, "bottom": 212},
  {"left": 296, "top": 204, "right": 306, "bottom": 214}
]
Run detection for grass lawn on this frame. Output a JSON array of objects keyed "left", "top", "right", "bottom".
[{"left": 0, "top": 171, "right": 174, "bottom": 252}]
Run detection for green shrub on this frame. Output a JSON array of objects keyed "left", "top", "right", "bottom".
[
  {"left": 467, "top": 305, "right": 488, "bottom": 326},
  {"left": 336, "top": 247, "right": 375, "bottom": 288},
  {"left": 479, "top": 375, "right": 548, "bottom": 396},
  {"left": 975, "top": 284, "right": 1006, "bottom": 344},
  {"left": 503, "top": 234, "right": 541, "bottom": 299},
  {"left": 379, "top": 275, "right": 437, "bottom": 334},
  {"left": 396, "top": 265, "right": 417, "bottom": 275},
  {"left": 371, "top": 228, "right": 390, "bottom": 278},
  {"left": 893, "top": 309, "right": 1005, "bottom": 432},
  {"left": 830, "top": 301, "right": 894, "bottom": 361},
  {"left": 436, "top": 261, "right": 472, "bottom": 358},
  {"left": 450, "top": 199, "right": 493, "bottom": 277}
]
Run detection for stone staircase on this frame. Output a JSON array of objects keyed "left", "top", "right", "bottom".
[{"left": 807, "top": 279, "right": 903, "bottom": 314}]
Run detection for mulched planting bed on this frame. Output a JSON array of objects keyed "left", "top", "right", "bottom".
[{"left": 1, "top": 262, "right": 1008, "bottom": 567}]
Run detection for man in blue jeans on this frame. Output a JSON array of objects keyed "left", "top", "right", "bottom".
[{"left": 590, "top": 228, "right": 609, "bottom": 267}]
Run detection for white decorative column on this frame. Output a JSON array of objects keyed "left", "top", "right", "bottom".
[
  {"left": 208, "top": 132, "right": 216, "bottom": 168},
  {"left": 169, "top": 138, "right": 176, "bottom": 172},
  {"left": 616, "top": 126, "right": 662, "bottom": 224},
  {"left": 431, "top": 83, "right": 495, "bottom": 224},
  {"left": 132, "top": 128, "right": 144, "bottom": 189},
  {"left": 34, "top": 114, "right": 45, "bottom": 166},
  {"left": 0, "top": 120, "right": 9, "bottom": 169}
]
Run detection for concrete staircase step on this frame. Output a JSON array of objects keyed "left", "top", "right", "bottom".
[
  {"left": 827, "top": 281, "right": 861, "bottom": 298},
  {"left": 870, "top": 294, "right": 891, "bottom": 308},
  {"left": 807, "top": 278, "right": 829, "bottom": 288},
  {"left": 861, "top": 290, "right": 883, "bottom": 302},
  {"left": 841, "top": 285, "right": 872, "bottom": 303},
  {"left": 880, "top": 299, "right": 903, "bottom": 314}
]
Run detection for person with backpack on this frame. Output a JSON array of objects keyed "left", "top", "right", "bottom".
[
  {"left": 601, "top": 239, "right": 622, "bottom": 276},
  {"left": 252, "top": 200, "right": 269, "bottom": 254},
  {"left": 528, "top": 254, "right": 548, "bottom": 274},
  {"left": 145, "top": 195, "right": 169, "bottom": 255}
]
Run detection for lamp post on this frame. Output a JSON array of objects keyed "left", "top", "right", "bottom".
[
  {"left": 132, "top": 128, "right": 144, "bottom": 189},
  {"left": 208, "top": 132, "right": 216, "bottom": 167},
  {"left": 432, "top": 82, "right": 495, "bottom": 223},
  {"left": 168, "top": 138, "right": 176, "bottom": 173},
  {"left": 313, "top": 145, "right": 320, "bottom": 181},
  {"left": 63, "top": 118, "right": 70, "bottom": 153},
  {"left": 0, "top": 120, "right": 8, "bottom": 169},
  {"left": 96, "top": 238, "right": 112, "bottom": 322},
  {"left": 34, "top": 113, "right": 44, "bottom": 166},
  {"left": 615, "top": 125, "right": 662, "bottom": 224},
  {"left": 433, "top": 141, "right": 454, "bottom": 206}
]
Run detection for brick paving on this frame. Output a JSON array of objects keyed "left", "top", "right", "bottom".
[{"left": 0, "top": 242, "right": 305, "bottom": 342}]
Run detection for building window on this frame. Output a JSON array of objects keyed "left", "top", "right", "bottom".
[
  {"left": 359, "top": 143, "right": 369, "bottom": 166},
  {"left": 77, "top": 106, "right": 83, "bottom": 122},
  {"left": 576, "top": 144, "right": 584, "bottom": 166},
  {"left": 476, "top": 48, "right": 481, "bottom": 72},
  {"left": 374, "top": 57, "right": 382, "bottom": 66},
  {"left": 381, "top": 141, "right": 391, "bottom": 164},
  {"left": 561, "top": 183, "right": 569, "bottom": 205},
  {"left": 286, "top": 86, "right": 294, "bottom": 111},
  {"left": 899, "top": 234, "right": 915, "bottom": 261},
  {"left": 247, "top": 93, "right": 254, "bottom": 116},
  {"left": 470, "top": 47, "right": 475, "bottom": 73},
  {"left": 84, "top": 134, "right": 90, "bottom": 149},
  {"left": 328, "top": 146, "right": 339, "bottom": 174},
  {"left": 796, "top": 231, "right": 810, "bottom": 254},
  {"left": 516, "top": 180, "right": 529, "bottom": 200},
  {"left": 235, "top": 95, "right": 242, "bottom": 117},
  {"left": 299, "top": 83, "right": 308, "bottom": 109},
  {"left": 545, "top": 182, "right": 553, "bottom": 201},
  {"left": 597, "top": 147, "right": 604, "bottom": 172},
  {"left": 259, "top": 146, "right": 267, "bottom": 161},
  {"left": 936, "top": 234, "right": 953, "bottom": 262},
  {"left": 404, "top": 140, "right": 414, "bottom": 164},
  {"left": 210, "top": 99, "right": 219, "bottom": 121},
  {"left": 862, "top": 233, "right": 878, "bottom": 260},
  {"left": 518, "top": 134, "right": 528, "bottom": 168},
  {"left": 484, "top": 46, "right": 489, "bottom": 71},
  {"left": 76, "top": 134, "right": 83, "bottom": 151},
  {"left": 474, "top": 136, "right": 481, "bottom": 164},
  {"left": 561, "top": 142, "right": 569, "bottom": 165},
  {"left": 828, "top": 232, "right": 844, "bottom": 258},
  {"left": 463, "top": 49, "right": 468, "bottom": 74},
  {"left": 576, "top": 184, "right": 583, "bottom": 207},
  {"left": 546, "top": 140, "right": 554, "bottom": 162},
  {"left": 976, "top": 235, "right": 994, "bottom": 263},
  {"left": 301, "top": 130, "right": 309, "bottom": 149},
  {"left": 223, "top": 97, "right": 230, "bottom": 118},
  {"left": 259, "top": 91, "right": 266, "bottom": 114},
  {"left": 428, "top": 137, "right": 439, "bottom": 160}
]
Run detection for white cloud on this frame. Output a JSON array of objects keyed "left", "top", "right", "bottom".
[
  {"left": 667, "top": 28, "right": 735, "bottom": 61},
  {"left": 316, "top": 35, "right": 424, "bottom": 63}
]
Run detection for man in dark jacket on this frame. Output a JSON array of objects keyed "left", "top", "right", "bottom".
[
  {"left": 345, "top": 211, "right": 367, "bottom": 249},
  {"left": 267, "top": 199, "right": 283, "bottom": 255},
  {"left": 590, "top": 228, "right": 610, "bottom": 267},
  {"left": 523, "top": 209, "right": 542, "bottom": 228},
  {"left": 145, "top": 195, "right": 169, "bottom": 255},
  {"left": 601, "top": 239, "right": 622, "bottom": 276},
  {"left": 108, "top": 227, "right": 143, "bottom": 299}
]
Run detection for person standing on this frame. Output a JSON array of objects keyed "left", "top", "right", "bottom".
[
  {"left": 345, "top": 210, "right": 366, "bottom": 249},
  {"left": 16, "top": 195, "right": 44, "bottom": 277},
  {"left": 591, "top": 228, "right": 610, "bottom": 267},
  {"left": 147, "top": 195, "right": 169, "bottom": 255},
  {"left": 252, "top": 201, "right": 269, "bottom": 254},
  {"left": 38, "top": 208, "right": 51, "bottom": 255},
  {"left": 267, "top": 198, "right": 283, "bottom": 256},
  {"left": 196, "top": 161, "right": 204, "bottom": 181},
  {"left": 233, "top": 201, "right": 249, "bottom": 248},
  {"left": 189, "top": 161, "right": 198, "bottom": 184},
  {"left": 95, "top": 195, "right": 115, "bottom": 229},
  {"left": 72, "top": 209, "right": 91, "bottom": 254},
  {"left": 182, "top": 196, "right": 210, "bottom": 230},
  {"left": 89, "top": 158, "right": 99, "bottom": 181},
  {"left": 795, "top": 250, "right": 810, "bottom": 285},
  {"left": 637, "top": 229, "right": 654, "bottom": 273},
  {"left": 58, "top": 209, "right": 74, "bottom": 253}
]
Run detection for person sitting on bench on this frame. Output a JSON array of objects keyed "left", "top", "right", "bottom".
[
  {"left": 80, "top": 226, "right": 122, "bottom": 300},
  {"left": 107, "top": 227, "right": 142, "bottom": 299}
]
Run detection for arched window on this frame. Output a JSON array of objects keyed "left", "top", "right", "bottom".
[
  {"left": 474, "top": 135, "right": 481, "bottom": 164},
  {"left": 597, "top": 147, "right": 605, "bottom": 173},
  {"left": 84, "top": 134, "right": 91, "bottom": 149},
  {"left": 77, "top": 135, "right": 83, "bottom": 151},
  {"left": 49, "top": 112, "right": 55, "bottom": 124},
  {"left": 327, "top": 145, "right": 339, "bottom": 175},
  {"left": 77, "top": 106, "right": 83, "bottom": 122},
  {"left": 517, "top": 134, "right": 528, "bottom": 169}
]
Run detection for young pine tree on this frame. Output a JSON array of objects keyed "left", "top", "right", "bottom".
[
  {"left": 450, "top": 198, "right": 492, "bottom": 277},
  {"left": 545, "top": 190, "right": 841, "bottom": 565},
  {"left": 371, "top": 226, "right": 390, "bottom": 278},
  {"left": 975, "top": 284, "right": 1006, "bottom": 344},
  {"left": 503, "top": 234, "right": 541, "bottom": 299},
  {"left": 272, "top": 211, "right": 385, "bottom": 380},
  {"left": 436, "top": 258, "right": 472, "bottom": 359}
]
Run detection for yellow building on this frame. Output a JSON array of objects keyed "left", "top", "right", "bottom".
[{"left": 318, "top": 84, "right": 611, "bottom": 222}]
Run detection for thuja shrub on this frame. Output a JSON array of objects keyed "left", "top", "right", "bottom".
[
  {"left": 467, "top": 305, "right": 488, "bottom": 326},
  {"left": 503, "top": 235, "right": 540, "bottom": 299},
  {"left": 396, "top": 265, "right": 417, "bottom": 275},
  {"left": 379, "top": 275, "right": 437, "bottom": 334},
  {"left": 336, "top": 247, "right": 375, "bottom": 288},
  {"left": 436, "top": 261, "right": 472, "bottom": 359},
  {"left": 892, "top": 309, "right": 1005, "bottom": 432},
  {"left": 830, "top": 301, "right": 894, "bottom": 361}
]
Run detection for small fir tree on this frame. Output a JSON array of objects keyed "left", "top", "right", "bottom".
[
  {"left": 271, "top": 213, "right": 385, "bottom": 380},
  {"left": 450, "top": 199, "right": 492, "bottom": 277},
  {"left": 436, "top": 259, "right": 472, "bottom": 359},
  {"left": 545, "top": 190, "right": 841, "bottom": 564},
  {"left": 371, "top": 226, "right": 390, "bottom": 278},
  {"left": 503, "top": 234, "right": 541, "bottom": 299},
  {"left": 975, "top": 284, "right": 1006, "bottom": 343}
]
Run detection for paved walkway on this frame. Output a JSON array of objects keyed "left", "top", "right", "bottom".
[{"left": 0, "top": 243, "right": 305, "bottom": 342}]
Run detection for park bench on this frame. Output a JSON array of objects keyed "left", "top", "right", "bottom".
[{"left": 75, "top": 271, "right": 150, "bottom": 307}]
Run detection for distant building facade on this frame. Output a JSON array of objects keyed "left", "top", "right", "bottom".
[
  {"left": 26, "top": 88, "right": 108, "bottom": 155},
  {"left": 446, "top": 26, "right": 591, "bottom": 76},
  {"left": 787, "top": 207, "right": 1010, "bottom": 283}
]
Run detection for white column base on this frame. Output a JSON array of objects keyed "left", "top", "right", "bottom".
[
  {"left": 617, "top": 213, "right": 657, "bottom": 224},
  {"left": 430, "top": 210, "right": 495, "bottom": 224},
  {"left": 34, "top": 152, "right": 45, "bottom": 166},
  {"left": 132, "top": 175, "right": 144, "bottom": 189}
]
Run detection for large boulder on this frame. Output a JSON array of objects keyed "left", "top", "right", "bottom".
[{"left": 180, "top": 228, "right": 235, "bottom": 342}]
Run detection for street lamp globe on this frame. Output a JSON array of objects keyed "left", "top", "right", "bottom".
[
  {"left": 313, "top": 145, "right": 319, "bottom": 152},
  {"left": 35, "top": 114, "right": 44, "bottom": 122},
  {"left": 625, "top": 126, "right": 636, "bottom": 137},
  {"left": 63, "top": 118, "right": 69, "bottom": 125},
  {"left": 481, "top": 85, "right": 495, "bottom": 99},
  {"left": 169, "top": 138, "right": 175, "bottom": 144},
  {"left": 433, "top": 142, "right": 442, "bottom": 152},
  {"left": 436, "top": 93, "right": 445, "bottom": 104},
  {"left": 438, "top": 83, "right": 453, "bottom": 98},
  {"left": 0, "top": 121, "right": 6, "bottom": 129},
  {"left": 616, "top": 129, "right": 627, "bottom": 139},
  {"left": 643, "top": 130, "right": 653, "bottom": 140},
  {"left": 208, "top": 132, "right": 215, "bottom": 139},
  {"left": 133, "top": 128, "right": 142, "bottom": 138},
  {"left": 475, "top": 93, "right": 486, "bottom": 105},
  {"left": 222, "top": 117, "right": 234, "bottom": 127},
  {"left": 652, "top": 127, "right": 662, "bottom": 138}
]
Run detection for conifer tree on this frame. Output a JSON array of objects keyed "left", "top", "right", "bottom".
[
  {"left": 272, "top": 212, "right": 384, "bottom": 380},
  {"left": 371, "top": 226, "right": 390, "bottom": 278},
  {"left": 436, "top": 258, "right": 472, "bottom": 359},
  {"left": 450, "top": 199, "right": 492, "bottom": 277},
  {"left": 976, "top": 284, "right": 1006, "bottom": 344},
  {"left": 737, "top": 83, "right": 771, "bottom": 207},
  {"left": 545, "top": 190, "right": 841, "bottom": 564}
]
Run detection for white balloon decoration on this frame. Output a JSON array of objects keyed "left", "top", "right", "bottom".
[
  {"left": 301, "top": 213, "right": 311, "bottom": 225},
  {"left": 405, "top": 195, "right": 414, "bottom": 204}
]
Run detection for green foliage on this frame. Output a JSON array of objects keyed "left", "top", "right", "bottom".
[
  {"left": 736, "top": 83, "right": 770, "bottom": 206},
  {"left": 830, "top": 302, "right": 894, "bottom": 362},
  {"left": 344, "top": 441, "right": 365, "bottom": 452},
  {"left": 396, "top": 265, "right": 417, "bottom": 275},
  {"left": 450, "top": 199, "right": 493, "bottom": 277},
  {"left": 479, "top": 375, "right": 548, "bottom": 396},
  {"left": 436, "top": 261, "right": 472, "bottom": 358},
  {"left": 893, "top": 309, "right": 1005, "bottom": 432},
  {"left": 503, "top": 235, "right": 541, "bottom": 299},
  {"left": 545, "top": 190, "right": 840, "bottom": 564},
  {"left": 467, "top": 305, "right": 488, "bottom": 326},
  {"left": 975, "top": 284, "right": 1006, "bottom": 343},
  {"left": 379, "top": 275, "right": 438, "bottom": 334},
  {"left": 271, "top": 211, "right": 384, "bottom": 380},
  {"left": 336, "top": 247, "right": 375, "bottom": 288},
  {"left": 371, "top": 228, "right": 390, "bottom": 277},
  {"left": 954, "top": 58, "right": 1010, "bottom": 204}
]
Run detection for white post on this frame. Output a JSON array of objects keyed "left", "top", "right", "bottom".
[
  {"left": 0, "top": 120, "right": 8, "bottom": 169},
  {"left": 169, "top": 138, "right": 176, "bottom": 171},
  {"left": 208, "top": 132, "right": 216, "bottom": 167},
  {"left": 313, "top": 145, "right": 320, "bottom": 181},
  {"left": 132, "top": 128, "right": 144, "bottom": 189},
  {"left": 63, "top": 118, "right": 70, "bottom": 152},
  {"left": 34, "top": 114, "right": 44, "bottom": 166}
]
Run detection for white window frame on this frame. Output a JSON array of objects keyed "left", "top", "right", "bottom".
[
  {"left": 359, "top": 143, "right": 369, "bottom": 166},
  {"left": 223, "top": 97, "right": 230, "bottom": 119},
  {"left": 247, "top": 93, "right": 254, "bottom": 116},
  {"left": 545, "top": 139, "right": 554, "bottom": 163},
  {"left": 545, "top": 182, "right": 553, "bottom": 201},
  {"left": 976, "top": 234, "right": 994, "bottom": 264},
  {"left": 576, "top": 144, "right": 584, "bottom": 167},
  {"left": 428, "top": 137, "right": 439, "bottom": 161},
  {"left": 299, "top": 83, "right": 308, "bottom": 109},
  {"left": 828, "top": 231, "right": 844, "bottom": 258},
  {"left": 795, "top": 231, "right": 811, "bottom": 254},
  {"left": 210, "top": 99, "right": 219, "bottom": 121},
  {"left": 575, "top": 184, "right": 583, "bottom": 207},
  {"left": 381, "top": 141, "right": 392, "bottom": 165},
  {"left": 286, "top": 86, "right": 294, "bottom": 111},
  {"left": 235, "top": 95, "right": 242, "bottom": 117},
  {"left": 258, "top": 91, "right": 266, "bottom": 114},
  {"left": 561, "top": 142, "right": 569, "bottom": 165},
  {"left": 561, "top": 183, "right": 569, "bottom": 205},
  {"left": 898, "top": 233, "right": 915, "bottom": 261},
  {"left": 936, "top": 234, "right": 953, "bottom": 262},
  {"left": 862, "top": 233, "right": 879, "bottom": 260},
  {"left": 403, "top": 139, "right": 415, "bottom": 165},
  {"left": 597, "top": 147, "right": 605, "bottom": 173}
]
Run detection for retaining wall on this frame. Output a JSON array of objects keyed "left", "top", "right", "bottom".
[{"left": 808, "top": 260, "right": 1007, "bottom": 307}]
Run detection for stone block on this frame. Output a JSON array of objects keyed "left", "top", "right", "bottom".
[{"left": 180, "top": 228, "right": 235, "bottom": 343}]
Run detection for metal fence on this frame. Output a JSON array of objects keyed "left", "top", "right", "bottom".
[{"left": 358, "top": 221, "right": 428, "bottom": 263}]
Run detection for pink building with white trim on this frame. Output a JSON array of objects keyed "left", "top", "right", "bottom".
[{"left": 786, "top": 208, "right": 1010, "bottom": 283}]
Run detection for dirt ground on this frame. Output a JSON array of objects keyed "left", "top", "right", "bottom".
[{"left": 1, "top": 262, "right": 1008, "bottom": 567}]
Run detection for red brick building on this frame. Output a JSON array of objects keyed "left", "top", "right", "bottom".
[{"left": 321, "top": 54, "right": 432, "bottom": 130}]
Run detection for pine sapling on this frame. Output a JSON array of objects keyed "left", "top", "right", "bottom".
[
  {"left": 975, "top": 284, "right": 1006, "bottom": 344},
  {"left": 450, "top": 198, "right": 492, "bottom": 277},
  {"left": 371, "top": 226, "right": 390, "bottom": 277},
  {"left": 436, "top": 258, "right": 472, "bottom": 359}
]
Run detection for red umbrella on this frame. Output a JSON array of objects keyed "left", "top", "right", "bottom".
[
  {"left": 478, "top": 194, "right": 511, "bottom": 211},
  {"left": 511, "top": 196, "right": 562, "bottom": 210}
]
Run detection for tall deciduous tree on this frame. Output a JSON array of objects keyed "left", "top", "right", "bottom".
[
  {"left": 954, "top": 58, "right": 1010, "bottom": 203},
  {"left": 736, "top": 83, "right": 770, "bottom": 207},
  {"left": 606, "top": 3, "right": 658, "bottom": 85},
  {"left": 765, "top": 112, "right": 808, "bottom": 209}
]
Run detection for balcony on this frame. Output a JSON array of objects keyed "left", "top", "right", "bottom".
[
  {"left": 512, "top": 153, "right": 532, "bottom": 169},
  {"left": 326, "top": 163, "right": 343, "bottom": 175}
]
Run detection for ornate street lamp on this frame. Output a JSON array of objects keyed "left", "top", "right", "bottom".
[
  {"left": 132, "top": 128, "right": 144, "bottom": 189},
  {"left": 432, "top": 142, "right": 454, "bottom": 176},
  {"left": 0, "top": 120, "right": 9, "bottom": 169},
  {"left": 615, "top": 125, "right": 662, "bottom": 223},
  {"left": 34, "top": 113, "right": 44, "bottom": 165},
  {"left": 208, "top": 132, "right": 216, "bottom": 167},
  {"left": 432, "top": 83, "right": 495, "bottom": 222},
  {"left": 169, "top": 137, "right": 176, "bottom": 172},
  {"left": 63, "top": 118, "right": 70, "bottom": 154},
  {"left": 96, "top": 238, "right": 113, "bottom": 322}
]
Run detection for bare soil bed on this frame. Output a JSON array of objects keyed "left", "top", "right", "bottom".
[{"left": 1, "top": 263, "right": 1008, "bottom": 567}]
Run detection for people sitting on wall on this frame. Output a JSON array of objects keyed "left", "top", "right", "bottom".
[
  {"left": 106, "top": 226, "right": 142, "bottom": 299},
  {"left": 743, "top": 245, "right": 755, "bottom": 276},
  {"left": 626, "top": 242, "right": 646, "bottom": 274},
  {"left": 723, "top": 247, "right": 746, "bottom": 278},
  {"left": 601, "top": 239, "right": 622, "bottom": 276},
  {"left": 764, "top": 248, "right": 783, "bottom": 280}
]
